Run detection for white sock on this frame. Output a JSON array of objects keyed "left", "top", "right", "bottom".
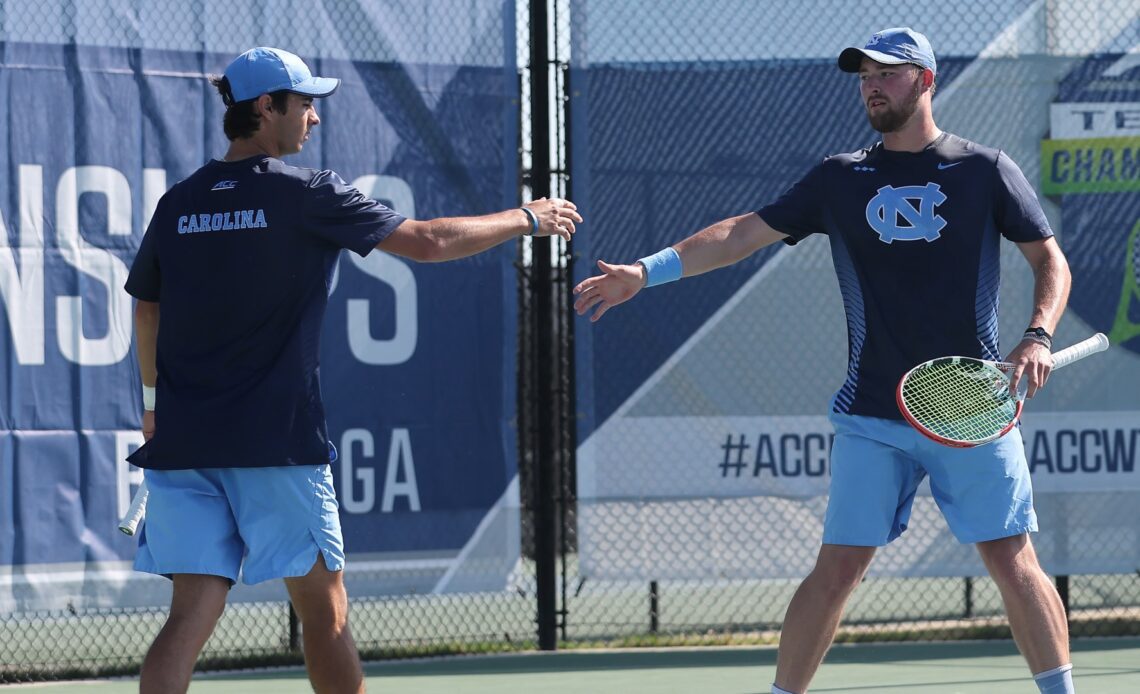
[
  {"left": 1033, "top": 663, "right": 1075, "bottom": 693},
  {"left": 772, "top": 686, "right": 798, "bottom": 694}
]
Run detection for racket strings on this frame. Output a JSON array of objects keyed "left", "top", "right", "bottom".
[{"left": 901, "top": 361, "right": 1018, "bottom": 443}]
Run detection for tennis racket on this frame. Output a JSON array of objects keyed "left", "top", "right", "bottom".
[
  {"left": 118, "top": 478, "right": 149, "bottom": 536},
  {"left": 897, "top": 333, "right": 1110, "bottom": 448}
]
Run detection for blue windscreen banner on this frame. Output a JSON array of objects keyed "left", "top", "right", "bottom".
[
  {"left": 1, "top": 31, "right": 520, "bottom": 612},
  {"left": 570, "top": 4, "right": 1140, "bottom": 581}
]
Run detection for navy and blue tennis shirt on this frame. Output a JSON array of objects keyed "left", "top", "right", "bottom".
[
  {"left": 125, "top": 156, "right": 405, "bottom": 470},
  {"left": 758, "top": 132, "right": 1053, "bottom": 419}
]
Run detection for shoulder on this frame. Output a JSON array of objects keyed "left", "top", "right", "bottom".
[
  {"left": 262, "top": 158, "right": 332, "bottom": 189},
  {"left": 821, "top": 144, "right": 879, "bottom": 172},
  {"left": 150, "top": 173, "right": 199, "bottom": 215},
  {"left": 938, "top": 134, "right": 1035, "bottom": 189},
  {"left": 934, "top": 132, "right": 1003, "bottom": 168},
  {"left": 168, "top": 163, "right": 216, "bottom": 195}
]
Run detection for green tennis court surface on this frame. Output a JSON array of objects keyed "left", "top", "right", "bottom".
[{"left": 5, "top": 638, "right": 1137, "bottom": 693}]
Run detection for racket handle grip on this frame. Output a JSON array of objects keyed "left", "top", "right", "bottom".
[
  {"left": 1052, "top": 333, "right": 1109, "bottom": 370},
  {"left": 118, "top": 479, "right": 149, "bottom": 536}
]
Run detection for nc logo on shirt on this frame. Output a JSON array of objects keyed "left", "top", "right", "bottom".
[{"left": 865, "top": 183, "right": 947, "bottom": 243}]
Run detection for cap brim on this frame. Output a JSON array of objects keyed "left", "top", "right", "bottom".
[
  {"left": 837, "top": 47, "right": 913, "bottom": 72},
  {"left": 291, "top": 76, "right": 340, "bottom": 98}
]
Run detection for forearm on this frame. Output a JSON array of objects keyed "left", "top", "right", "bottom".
[
  {"left": 420, "top": 209, "right": 530, "bottom": 262},
  {"left": 1026, "top": 248, "right": 1071, "bottom": 334},
  {"left": 672, "top": 213, "right": 785, "bottom": 277},
  {"left": 134, "top": 301, "right": 159, "bottom": 387}
]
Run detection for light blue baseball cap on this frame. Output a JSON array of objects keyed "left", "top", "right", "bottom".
[
  {"left": 223, "top": 47, "right": 339, "bottom": 103},
  {"left": 838, "top": 27, "right": 937, "bottom": 75}
]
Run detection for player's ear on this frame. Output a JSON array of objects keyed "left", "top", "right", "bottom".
[
  {"left": 255, "top": 93, "right": 274, "bottom": 115},
  {"left": 921, "top": 68, "right": 935, "bottom": 90}
]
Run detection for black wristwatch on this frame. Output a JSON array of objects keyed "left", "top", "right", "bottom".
[{"left": 1023, "top": 326, "right": 1052, "bottom": 349}]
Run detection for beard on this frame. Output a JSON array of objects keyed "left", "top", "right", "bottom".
[{"left": 866, "top": 79, "right": 923, "bottom": 133}]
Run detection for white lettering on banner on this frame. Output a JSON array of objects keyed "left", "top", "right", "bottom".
[
  {"left": 338, "top": 427, "right": 421, "bottom": 514},
  {"left": 340, "top": 175, "right": 418, "bottom": 365},
  {"left": 382, "top": 428, "right": 421, "bottom": 512},
  {"left": 55, "top": 166, "right": 133, "bottom": 366},
  {"left": 115, "top": 431, "right": 146, "bottom": 517},
  {"left": 0, "top": 165, "right": 166, "bottom": 366},
  {"left": 1049, "top": 102, "right": 1140, "bottom": 139},
  {"left": 344, "top": 251, "right": 418, "bottom": 365},
  {"left": 578, "top": 413, "right": 1140, "bottom": 502},
  {"left": 340, "top": 428, "right": 376, "bottom": 513},
  {"left": 1, "top": 165, "right": 417, "bottom": 367},
  {"left": 0, "top": 166, "right": 47, "bottom": 364}
]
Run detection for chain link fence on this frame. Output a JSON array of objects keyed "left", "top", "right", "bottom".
[
  {"left": 563, "top": 0, "right": 1140, "bottom": 650},
  {"left": 1, "top": 0, "right": 539, "bottom": 683},
  {"left": 2, "top": 0, "right": 1139, "bottom": 684}
]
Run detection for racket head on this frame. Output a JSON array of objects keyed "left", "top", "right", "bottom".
[{"left": 896, "top": 356, "right": 1024, "bottom": 448}]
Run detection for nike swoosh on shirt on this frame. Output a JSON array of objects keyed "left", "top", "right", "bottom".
[{"left": 937, "top": 162, "right": 962, "bottom": 170}]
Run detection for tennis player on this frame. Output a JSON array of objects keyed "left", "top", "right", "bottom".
[
  {"left": 573, "top": 28, "right": 1075, "bottom": 694},
  {"left": 126, "top": 46, "right": 580, "bottom": 693}
]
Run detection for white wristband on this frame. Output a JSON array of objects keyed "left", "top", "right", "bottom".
[{"left": 142, "top": 385, "right": 156, "bottom": 411}]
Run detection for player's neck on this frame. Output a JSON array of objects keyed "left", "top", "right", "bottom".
[
  {"left": 223, "top": 134, "right": 281, "bottom": 161},
  {"left": 881, "top": 118, "right": 942, "bottom": 153}
]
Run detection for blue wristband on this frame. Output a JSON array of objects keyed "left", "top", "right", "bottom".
[
  {"left": 520, "top": 206, "right": 539, "bottom": 236},
  {"left": 637, "top": 247, "right": 683, "bottom": 287}
]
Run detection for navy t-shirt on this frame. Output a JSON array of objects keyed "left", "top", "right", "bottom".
[
  {"left": 757, "top": 132, "right": 1052, "bottom": 420},
  {"left": 125, "top": 156, "right": 406, "bottom": 470}
]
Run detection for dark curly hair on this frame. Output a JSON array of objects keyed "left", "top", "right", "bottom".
[{"left": 210, "top": 75, "right": 292, "bottom": 141}]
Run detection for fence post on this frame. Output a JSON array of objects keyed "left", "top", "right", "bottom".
[
  {"left": 529, "top": 0, "right": 558, "bottom": 652},
  {"left": 650, "top": 581, "right": 660, "bottom": 633}
]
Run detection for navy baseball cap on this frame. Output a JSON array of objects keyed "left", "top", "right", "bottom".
[
  {"left": 838, "top": 27, "right": 936, "bottom": 75},
  {"left": 223, "top": 47, "right": 340, "bottom": 103}
]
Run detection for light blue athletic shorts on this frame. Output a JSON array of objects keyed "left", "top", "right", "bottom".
[
  {"left": 823, "top": 412, "right": 1037, "bottom": 546},
  {"left": 135, "top": 465, "right": 344, "bottom": 585}
]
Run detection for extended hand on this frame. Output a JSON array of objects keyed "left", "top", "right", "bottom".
[
  {"left": 573, "top": 259, "right": 646, "bottom": 322},
  {"left": 525, "top": 198, "right": 582, "bottom": 241}
]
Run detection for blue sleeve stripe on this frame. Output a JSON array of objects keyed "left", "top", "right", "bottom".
[
  {"left": 831, "top": 235, "right": 867, "bottom": 413},
  {"left": 975, "top": 226, "right": 1003, "bottom": 360}
]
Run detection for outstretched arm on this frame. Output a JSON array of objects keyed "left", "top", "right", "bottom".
[
  {"left": 573, "top": 212, "right": 787, "bottom": 322},
  {"left": 378, "top": 197, "right": 581, "bottom": 262},
  {"left": 1005, "top": 236, "right": 1072, "bottom": 397}
]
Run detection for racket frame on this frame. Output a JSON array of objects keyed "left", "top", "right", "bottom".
[
  {"left": 896, "top": 333, "right": 1109, "bottom": 448},
  {"left": 896, "top": 357, "right": 1022, "bottom": 448}
]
